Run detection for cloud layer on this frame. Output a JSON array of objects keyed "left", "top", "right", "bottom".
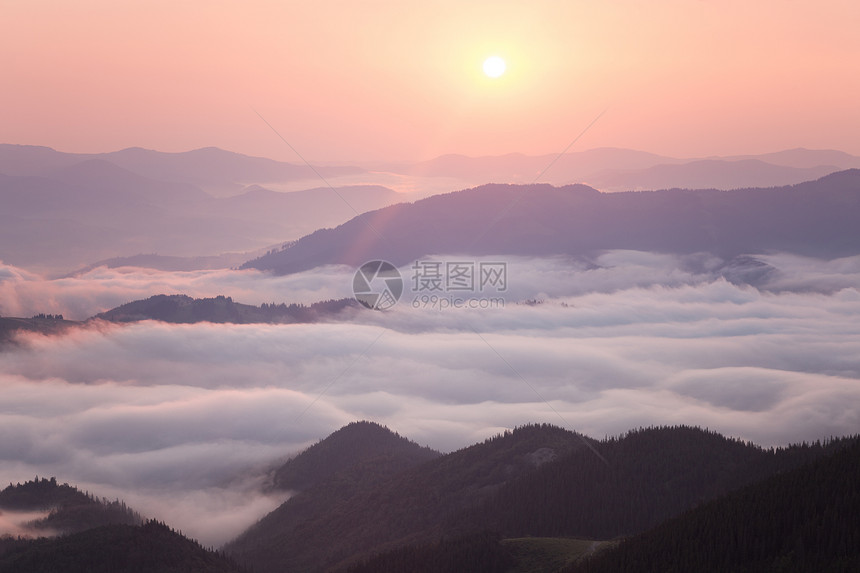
[{"left": 1, "top": 252, "right": 859, "bottom": 546}]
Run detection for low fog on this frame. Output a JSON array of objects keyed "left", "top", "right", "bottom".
[
  {"left": 0, "top": 510, "right": 55, "bottom": 539},
  {"left": 1, "top": 251, "right": 859, "bottom": 546}
]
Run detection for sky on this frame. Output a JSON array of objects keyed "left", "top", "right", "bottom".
[
  {"left": 3, "top": 0, "right": 860, "bottom": 162},
  {"left": 2, "top": 253, "right": 860, "bottom": 545}
]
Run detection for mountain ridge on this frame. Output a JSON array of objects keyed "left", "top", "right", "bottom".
[
  {"left": 242, "top": 169, "right": 860, "bottom": 275},
  {"left": 93, "top": 294, "right": 360, "bottom": 324},
  {"left": 226, "top": 422, "right": 589, "bottom": 572},
  {"left": 0, "top": 148, "right": 399, "bottom": 270},
  {"left": 225, "top": 423, "right": 856, "bottom": 573}
]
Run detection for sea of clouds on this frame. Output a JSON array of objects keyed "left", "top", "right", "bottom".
[{"left": 1, "top": 251, "right": 859, "bottom": 546}]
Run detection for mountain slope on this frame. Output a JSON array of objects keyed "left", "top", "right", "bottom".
[
  {"left": 271, "top": 420, "right": 441, "bottom": 492},
  {"left": 225, "top": 424, "right": 596, "bottom": 572},
  {"left": 0, "top": 521, "right": 248, "bottom": 573},
  {"left": 243, "top": 169, "right": 860, "bottom": 275},
  {"left": 342, "top": 435, "right": 860, "bottom": 573},
  {"left": 565, "top": 436, "right": 860, "bottom": 573},
  {"left": 226, "top": 424, "right": 853, "bottom": 573},
  {"left": 452, "top": 426, "right": 851, "bottom": 540}
]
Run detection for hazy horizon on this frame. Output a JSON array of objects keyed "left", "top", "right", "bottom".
[
  {"left": 4, "top": 1, "right": 860, "bottom": 163},
  {"left": 5, "top": 141, "right": 860, "bottom": 164}
]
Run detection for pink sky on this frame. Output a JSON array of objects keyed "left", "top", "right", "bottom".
[{"left": 3, "top": 0, "right": 859, "bottom": 162}]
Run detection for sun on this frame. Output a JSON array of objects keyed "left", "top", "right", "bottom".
[{"left": 482, "top": 56, "right": 506, "bottom": 78}]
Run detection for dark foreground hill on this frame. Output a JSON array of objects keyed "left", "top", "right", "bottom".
[
  {"left": 272, "top": 421, "right": 441, "bottom": 492},
  {"left": 344, "top": 437, "right": 860, "bottom": 573},
  {"left": 243, "top": 169, "right": 860, "bottom": 274},
  {"left": 450, "top": 426, "right": 853, "bottom": 540},
  {"left": 226, "top": 423, "right": 855, "bottom": 573},
  {"left": 564, "top": 436, "right": 860, "bottom": 573},
  {"left": 226, "top": 422, "right": 589, "bottom": 572},
  {"left": 0, "top": 521, "right": 248, "bottom": 573}
]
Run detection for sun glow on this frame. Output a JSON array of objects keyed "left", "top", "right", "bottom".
[{"left": 482, "top": 56, "right": 506, "bottom": 78}]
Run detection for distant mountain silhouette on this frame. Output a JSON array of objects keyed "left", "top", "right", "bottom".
[
  {"left": 47, "top": 158, "right": 211, "bottom": 204},
  {"left": 380, "top": 147, "right": 860, "bottom": 190},
  {"left": 66, "top": 252, "right": 265, "bottom": 275},
  {"left": 94, "top": 294, "right": 360, "bottom": 324},
  {"left": 0, "top": 144, "right": 363, "bottom": 195},
  {"left": 0, "top": 316, "right": 77, "bottom": 346},
  {"left": 385, "top": 148, "right": 683, "bottom": 182},
  {"left": 726, "top": 147, "right": 860, "bottom": 169},
  {"left": 0, "top": 144, "right": 85, "bottom": 175},
  {"left": 0, "top": 295, "right": 359, "bottom": 343},
  {"left": 587, "top": 158, "right": 839, "bottom": 191},
  {"left": 5, "top": 143, "right": 859, "bottom": 271},
  {"left": 102, "top": 146, "right": 363, "bottom": 197},
  {"left": 196, "top": 183, "right": 399, "bottom": 240},
  {"left": 243, "top": 169, "right": 860, "bottom": 275},
  {"left": 0, "top": 145, "right": 399, "bottom": 270}
]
